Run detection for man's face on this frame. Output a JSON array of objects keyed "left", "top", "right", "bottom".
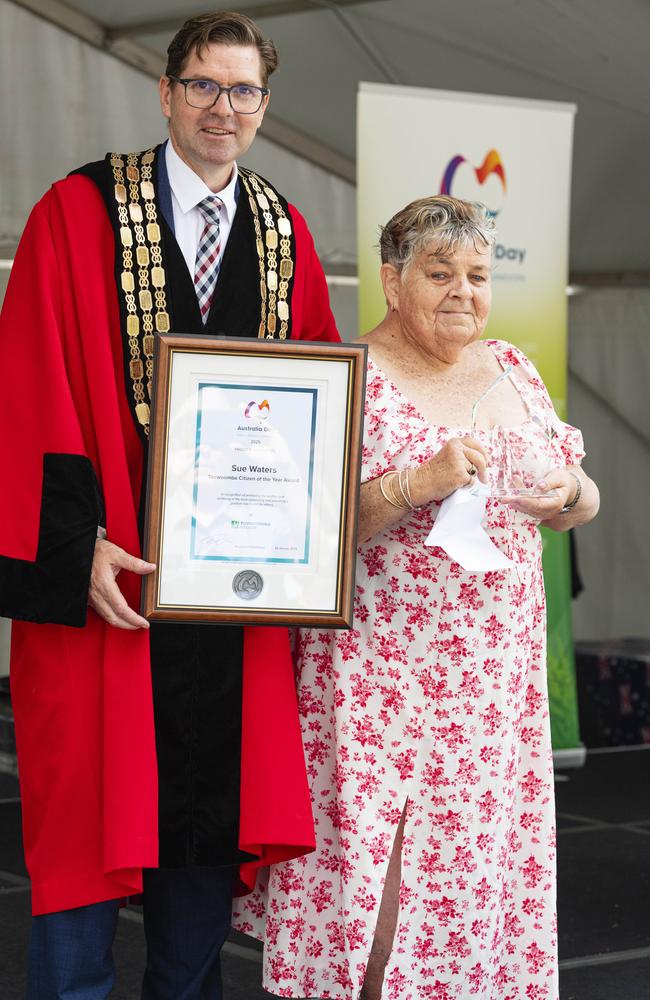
[{"left": 159, "top": 43, "right": 269, "bottom": 187}]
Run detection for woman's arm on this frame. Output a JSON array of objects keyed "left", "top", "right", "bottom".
[{"left": 358, "top": 436, "right": 489, "bottom": 543}]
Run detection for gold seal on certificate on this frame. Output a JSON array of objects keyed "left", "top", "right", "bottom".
[{"left": 142, "top": 335, "right": 366, "bottom": 627}]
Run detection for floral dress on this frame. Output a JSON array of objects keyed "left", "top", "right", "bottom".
[{"left": 233, "top": 340, "right": 585, "bottom": 1000}]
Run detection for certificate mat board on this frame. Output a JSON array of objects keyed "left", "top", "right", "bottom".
[
  {"left": 142, "top": 336, "right": 366, "bottom": 626},
  {"left": 357, "top": 82, "right": 580, "bottom": 752}
]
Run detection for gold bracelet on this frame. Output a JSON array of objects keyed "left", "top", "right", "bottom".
[
  {"left": 388, "top": 472, "right": 410, "bottom": 509},
  {"left": 398, "top": 469, "right": 417, "bottom": 510},
  {"left": 396, "top": 470, "right": 410, "bottom": 509},
  {"left": 390, "top": 473, "right": 410, "bottom": 509},
  {"left": 380, "top": 471, "right": 409, "bottom": 509}
]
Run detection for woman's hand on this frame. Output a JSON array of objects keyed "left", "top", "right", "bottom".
[
  {"left": 410, "top": 436, "right": 490, "bottom": 506},
  {"left": 503, "top": 468, "right": 575, "bottom": 521},
  {"left": 510, "top": 466, "right": 600, "bottom": 530},
  {"left": 358, "top": 437, "right": 489, "bottom": 543}
]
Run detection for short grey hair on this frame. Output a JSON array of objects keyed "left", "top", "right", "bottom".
[{"left": 379, "top": 195, "right": 496, "bottom": 271}]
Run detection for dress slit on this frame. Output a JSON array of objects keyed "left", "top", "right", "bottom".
[{"left": 359, "top": 799, "right": 409, "bottom": 1000}]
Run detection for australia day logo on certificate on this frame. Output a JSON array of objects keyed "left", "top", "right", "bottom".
[{"left": 190, "top": 382, "right": 318, "bottom": 564}]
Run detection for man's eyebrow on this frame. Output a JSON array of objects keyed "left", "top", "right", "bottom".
[{"left": 183, "top": 76, "right": 262, "bottom": 86}]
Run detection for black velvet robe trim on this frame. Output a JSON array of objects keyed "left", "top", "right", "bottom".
[
  {"left": 72, "top": 150, "right": 255, "bottom": 868},
  {"left": 148, "top": 620, "right": 251, "bottom": 866},
  {"left": 0, "top": 453, "right": 99, "bottom": 627}
]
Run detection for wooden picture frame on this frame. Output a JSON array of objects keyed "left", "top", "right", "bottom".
[{"left": 141, "top": 335, "right": 367, "bottom": 627}]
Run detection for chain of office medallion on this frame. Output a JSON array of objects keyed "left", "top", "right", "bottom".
[
  {"left": 110, "top": 148, "right": 170, "bottom": 434},
  {"left": 110, "top": 158, "right": 294, "bottom": 435},
  {"left": 239, "top": 174, "right": 268, "bottom": 338},
  {"left": 239, "top": 170, "right": 293, "bottom": 339}
]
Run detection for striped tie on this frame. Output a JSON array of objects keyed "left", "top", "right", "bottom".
[{"left": 194, "top": 196, "right": 223, "bottom": 323}]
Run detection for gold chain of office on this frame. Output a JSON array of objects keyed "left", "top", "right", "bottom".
[
  {"left": 109, "top": 149, "right": 295, "bottom": 434},
  {"left": 238, "top": 167, "right": 294, "bottom": 340}
]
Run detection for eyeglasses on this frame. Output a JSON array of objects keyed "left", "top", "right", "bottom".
[{"left": 168, "top": 76, "right": 269, "bottom": 114}]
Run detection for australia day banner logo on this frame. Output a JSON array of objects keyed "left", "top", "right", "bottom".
[
  {"left": 439, "top": 149, "right": 526, "bottom": 270},
  {"left": 440, "top": 149, "right": 507, "bottom": 216}
]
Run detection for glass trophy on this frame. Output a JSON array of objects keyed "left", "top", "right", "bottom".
[{"left": 468, "top": 365, "right": 559, "bottom": 500}]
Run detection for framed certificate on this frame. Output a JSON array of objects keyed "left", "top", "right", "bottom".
[{"left": 141, "top": 335, "right": 367, "bottom": 627}]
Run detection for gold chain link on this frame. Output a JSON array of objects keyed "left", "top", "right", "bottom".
[
  {"left": 239, "top": 169, "right": 294, "bottom": 340},
  {"left": 110, "top": 148, "right": 168, "bottom": 434},
  {"left": 109, "top": 156, "right": 296, "bottom": 434}
]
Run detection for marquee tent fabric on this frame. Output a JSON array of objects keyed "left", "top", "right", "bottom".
[{"left": 1, "top": 0, "right": 649, "bottom": 274}]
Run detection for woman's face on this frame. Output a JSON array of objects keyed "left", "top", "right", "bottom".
[{"left": 384, "top": 243, "right": 492, "bottom": 358}]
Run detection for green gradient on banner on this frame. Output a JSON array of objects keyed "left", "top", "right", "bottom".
[
  {"left": 357, "top": 83, "right": 579, "bottom": 752},
  {"left": 542, "top": 530, "right": 581, "bottom": 749}
]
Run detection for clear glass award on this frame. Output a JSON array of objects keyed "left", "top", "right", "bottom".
[{"left": 468, "top": 365, "right": 559, "bottom": 500}]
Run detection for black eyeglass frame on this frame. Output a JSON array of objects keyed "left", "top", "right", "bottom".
[{"left": 168, "top": 76, "right": 269, "bottom": 114}]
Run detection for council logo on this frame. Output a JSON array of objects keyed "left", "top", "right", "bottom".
[
  {"left": 232, "top": 569, "right": 264, "bottom": 601},
  {"left": 440, "top": 149, "right": 507, "bottom": 215},
  {"left": 244, "top": 399, "right": 270, "bottom": 420}
]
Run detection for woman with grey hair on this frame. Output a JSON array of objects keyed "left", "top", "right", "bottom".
[{"left": 233, "top": 195, "right": 599, "bottom": 999}]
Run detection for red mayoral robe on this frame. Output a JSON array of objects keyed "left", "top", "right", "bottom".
[{"left": 0, "top": 172, "right": 339, "bottom": 915}]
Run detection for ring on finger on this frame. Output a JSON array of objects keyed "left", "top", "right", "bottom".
[{"left": 468, "top": 465, "right": 477, "bottom": 477}]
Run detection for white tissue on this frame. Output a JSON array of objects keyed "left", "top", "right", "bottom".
[{"left": 424, "top": 486, "right": 514, "bottom": 572}]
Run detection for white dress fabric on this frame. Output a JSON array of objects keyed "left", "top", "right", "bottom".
[{"left": 233, "top": 340, "right": 585, "bottom": 1000}]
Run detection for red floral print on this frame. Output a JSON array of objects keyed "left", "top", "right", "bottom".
[{"left": 234, "top": 342, "right": 585, "bottom": 999}]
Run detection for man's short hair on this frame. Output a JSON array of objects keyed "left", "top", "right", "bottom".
[{"left": 166, "top": 10, "right": 279, "bottom": 85}]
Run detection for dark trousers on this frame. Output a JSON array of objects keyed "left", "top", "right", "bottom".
[{"left": 27, "top": 868, "right": 233, "bottom": 1000}]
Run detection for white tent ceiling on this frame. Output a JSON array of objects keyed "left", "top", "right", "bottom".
[{"left": 6, "top": 0, "right": 650, "bottom": 275}]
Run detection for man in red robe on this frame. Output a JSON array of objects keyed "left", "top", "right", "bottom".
[{"left": 0, "top": 10, "right": 339, "bottom": 998}]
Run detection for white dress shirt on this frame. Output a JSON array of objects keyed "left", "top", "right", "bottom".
[{"left": 164, "top": 139, "right": 239, "bottom": 278}]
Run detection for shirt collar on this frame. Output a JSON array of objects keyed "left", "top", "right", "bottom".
[{"left": 164, "top": 139, "right": 238, "bottom": 224}]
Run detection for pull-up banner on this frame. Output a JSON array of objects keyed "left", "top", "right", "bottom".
[{"left": 357, "top": 82, "right": 580, "bottom": 755}]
